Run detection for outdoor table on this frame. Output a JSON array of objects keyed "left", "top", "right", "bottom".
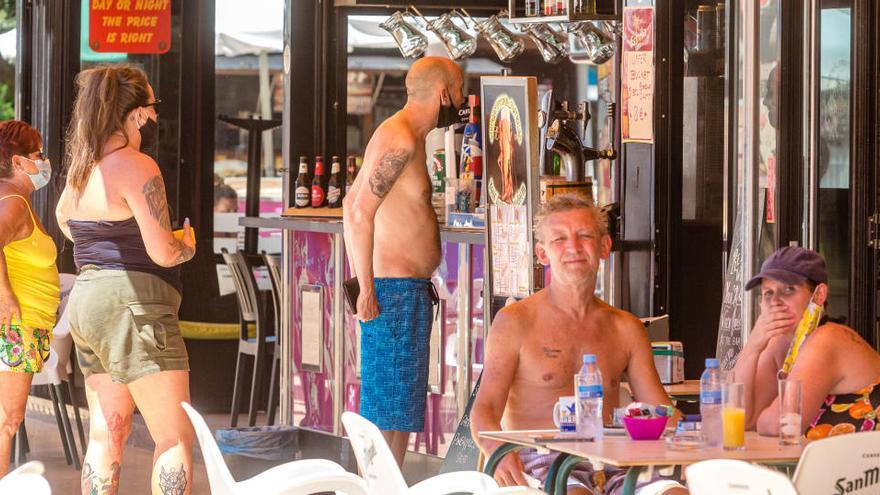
[{"left": 480, "top": 429, "right": 804, "bottom": 495}]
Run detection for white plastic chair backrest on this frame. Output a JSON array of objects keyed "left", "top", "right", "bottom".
[
  {"left": 341, "top": 412, "right": 410, "bottom": 495},
  {"left": 0, "top": 462, "right": 50, "bottom": 494},
  {"left": 181, "top": 402, "right": 237, "bottom": 495},
  {"left": 0, "top": 473, "right": 51, "bottom": 493},
  {"left": 793, "top": 430, "right": 880, "bottom": 495},
  {"left": 686, "top": 459, "right": 798, "bottom": 495},
  {"left": 6, "top": 461, "right": 44, "bottom": 477}
]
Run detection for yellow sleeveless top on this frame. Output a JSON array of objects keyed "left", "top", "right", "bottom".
[{"left": 1, "top": 195, "right": 59, "bottom": 329}]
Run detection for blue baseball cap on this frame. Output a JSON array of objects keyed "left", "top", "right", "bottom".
[{"left": 745, "top": 246, "right": 828, "bottom": 291}]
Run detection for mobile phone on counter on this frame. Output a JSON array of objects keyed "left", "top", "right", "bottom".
[{"left": 343, "top": 277, "right": 360, "bottom": 315}]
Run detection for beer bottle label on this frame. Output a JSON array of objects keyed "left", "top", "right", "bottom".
[
  {"left": 311, "top": 185, "right": 325, "bottom": 207},
  {"left": 295, "top": 186, "right": 310, "bottom": 207},
  {"left": 327, "top": 185, "right": 341, "bottom": 205}
]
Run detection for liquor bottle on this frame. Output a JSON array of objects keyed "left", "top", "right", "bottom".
[
  {"left": 294, "top": 156, "right": 310, "bottom": 208},
  {"left": 327, "top": 156, "right": 343, "bottom": 208},
  {"left": 311, "top": 155, "right": 326, "bottom": 208},
  {"left": 459, "top": 95, "right": 483, "bottom": 205},
  {"left": 345, "top": 156, "right": 358, "bottom": 195},
  {"left": 525, "top": 0, "right": 538, "bottom": 16}
]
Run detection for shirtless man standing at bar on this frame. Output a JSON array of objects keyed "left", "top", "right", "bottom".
[
  {"left": 471, "top": 194, "right": 686, "bottom": 495},
  {"left": 344, "top": 56, "right": 464, "bottom": 467}
]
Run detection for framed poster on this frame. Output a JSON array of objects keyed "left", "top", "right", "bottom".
[{"left": 481, "top": 76, "right": 539, "bottom": 300}]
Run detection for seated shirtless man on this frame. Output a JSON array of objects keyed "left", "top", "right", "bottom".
[{"left": 471, "top": 194, "right": 686, "bottom": 495}]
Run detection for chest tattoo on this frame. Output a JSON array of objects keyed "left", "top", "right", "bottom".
[{"left": 542, "top": 347, "right": 562, "bottom": 359}]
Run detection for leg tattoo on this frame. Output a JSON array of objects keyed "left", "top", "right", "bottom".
[
  {"left": 82, "top": 461, "right": 121, "bottom": 495},
  {"left": 158, "top": 464, "right": 188, "bottom": 495}
]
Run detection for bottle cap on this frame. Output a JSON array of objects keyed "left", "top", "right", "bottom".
[
  {"left": 705, "top": 358, "right": 718, "bottom": 368},
  {"left": 583, "top": 354, "right": 596, "bottom": 364},
  {"left": 315, "top": 155, "right": 323, "bottom": 161},
  {"left": 299, "top": 156, "right": 308, "bottom": 161},
  {"left": 332, "top": 155, "right": 340, "bottom": 161}
]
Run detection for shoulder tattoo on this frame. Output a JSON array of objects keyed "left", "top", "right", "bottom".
[
  {"left": 143, "top": 175, "right": 171, "bottom": 230},
  {"left": 368, "top": 149, "right": 410, "bottom": 198}
]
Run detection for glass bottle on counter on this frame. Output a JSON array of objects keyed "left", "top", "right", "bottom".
[
  {"left": 525, "top": 0, "right": 539, "bottom": 17},
  {"left": 311, "top": 155, "right": 326, "bottom": 208},
  {"left": 557, "top": 0, "right": 566, "bottom": 15},
  {"left": 544, "top": 0, "right": 556, "bottom": 16},
  {"left": 345, "top": 156, "right": 358, "bottom": 194},
  {"left": 327, "top": 156, "right": 343, "bottom": 208},
  {"left": 294, "top": 156, "right": 310, "bottom": 208}
]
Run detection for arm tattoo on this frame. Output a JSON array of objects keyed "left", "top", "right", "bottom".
[
  {"left": 368, "top": 149, "right": 410, "bottom": 198},
  {"left": 82, "top": 461, "right": 120, "bottom": 495},
  {"left": 158, "top": 464, "right": 188, "bottom": 495},
  {"left": 143, "top": 175, "right": 172, "bottom": 230},
  {"left": 166, "top": 239, "right": 195, "bottom": 266}
]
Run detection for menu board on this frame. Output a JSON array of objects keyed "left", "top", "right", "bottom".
[
  {"left": 621, "top": 6, "right": 655, "bottom": 143},
  {"left": 439, "top": 374, "right": 482, "bottom": 473},
  {"left": 716, "top": 210, "right": 744, "bottom": 371}
]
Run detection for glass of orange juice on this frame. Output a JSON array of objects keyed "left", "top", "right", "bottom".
[{"left": 722, "top": 382, "right": 746, "bottom": 450}]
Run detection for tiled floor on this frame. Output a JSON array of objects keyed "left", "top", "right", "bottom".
[{"left": 13, "top": 398, "right": 267, "bottom": 494}]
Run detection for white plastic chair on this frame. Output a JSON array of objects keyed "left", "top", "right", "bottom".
[
  {"left": 686, "top": 459, "right": 798, "bottom": 495},
  {"left": 181, "top": 402, "right": 368, "bottom": 495},
  {"left": 20, "top": 273, "right": 85, "bottom": 469},
  {"left": 0, "top": 461, "right": 51, "bottom": 493},
  {"left": 793, "top": 430, "right": 880, "bottom": 495},
  {"left": 341, "top": 411, "right": 544, "bottom": 495}
]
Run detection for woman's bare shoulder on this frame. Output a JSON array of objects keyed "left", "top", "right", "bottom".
[{"left": 101, "top": 147, "right": 156, "bottom": 171}]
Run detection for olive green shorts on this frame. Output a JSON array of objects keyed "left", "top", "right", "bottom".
[{"left": 68, "top": 267, "right": 189, "bottom": 384}]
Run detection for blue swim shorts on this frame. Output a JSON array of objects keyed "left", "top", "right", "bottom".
[{"left": 359, "top": 278, "right": 435, "bottom": 432}]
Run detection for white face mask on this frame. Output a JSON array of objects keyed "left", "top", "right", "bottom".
[{"left": 20, "top": 157, "right": 51, "bottom": 191}]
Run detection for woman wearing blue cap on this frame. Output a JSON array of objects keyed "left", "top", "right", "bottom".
[{"left": 730, "top": 246, "right": 880, "bottom": 439}]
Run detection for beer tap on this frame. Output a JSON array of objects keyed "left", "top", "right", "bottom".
[{"left": 539, "top": 99, "right": 617, "bottom": 182}]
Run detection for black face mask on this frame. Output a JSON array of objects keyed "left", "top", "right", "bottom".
[
  {"left": 436, "top": 96, "right": 469, "bottom": 129},
  {"left": 139, "top": 116, "right": 159, "bottom": 156}
]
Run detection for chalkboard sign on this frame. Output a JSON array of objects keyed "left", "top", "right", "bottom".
[
  {"left": 716, "top": 209, "right": 744, "bottom": 371},
  {"left": 440, "top": 373, "right": 482, "bottom": 473}
]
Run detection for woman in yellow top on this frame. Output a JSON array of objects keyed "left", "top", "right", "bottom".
[{"left": 0, "top": 120, "right": 60, "bottom": 477}]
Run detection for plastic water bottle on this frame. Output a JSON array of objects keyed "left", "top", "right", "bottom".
[
  {"left": 575, "top": 354, "right": 604, "bottom": 441},
  {"left": 700, "top": 358, "right": 723, "bottom": 447}
]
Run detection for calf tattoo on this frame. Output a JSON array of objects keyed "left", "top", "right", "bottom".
[
  {"left": 368, "top": 149, "right": 410, "bottom": 198},
  {"left": 82, "top": 461, "right": 120, "bottom": 495},
  {"left": 158, "top": 464, "right": 188, "bottom": 495}
]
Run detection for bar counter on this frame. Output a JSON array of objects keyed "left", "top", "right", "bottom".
[{"left": 240, "top": 214, "right": 487, "bottom": 458}]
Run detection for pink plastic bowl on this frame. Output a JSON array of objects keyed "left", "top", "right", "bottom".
[{"left": 622, "top": 416, "right": 668, "bottom": 440}]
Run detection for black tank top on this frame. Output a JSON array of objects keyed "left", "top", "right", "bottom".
[{"left": 68, "top": 217, "right": 181, "bottom": 293}]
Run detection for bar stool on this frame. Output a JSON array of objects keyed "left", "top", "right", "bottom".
[
  {"left": 261, "top": 251, "right": 283, "bottom": 426},
  {"left": 221, "top": 249, "right": 275, "bottom": 427}
]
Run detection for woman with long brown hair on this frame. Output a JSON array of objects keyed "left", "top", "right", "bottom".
[
  {"left": 0, "top": 120, "right": 59, "bottom": 477},
  {"left": 56, "top": 65, "right": 196, "bottom": 495}
]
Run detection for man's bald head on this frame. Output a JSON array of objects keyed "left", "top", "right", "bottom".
[{"left": 405, "top": 57, "right": 463, "bottom": 102}]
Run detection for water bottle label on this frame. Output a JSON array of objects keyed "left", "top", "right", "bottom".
[
  {"left": 577, "top": 385, "right": 603, "bottom": 399},
  {"left": 700, "top": 390, "right": 722, "bottom": 404}
]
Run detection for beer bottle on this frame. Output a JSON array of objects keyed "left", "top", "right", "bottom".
[
  {"left": 311, "top": 155, "right": 326, "bottom": 208},
  {"left": 294, "top": 156, "right": 310, "bottom": 208},
  {"left": 327, "top": 156, "right": 343, "bottom": 208},
  {"left": 345, "top": 156, "right": 358, "bottom": 194}
]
